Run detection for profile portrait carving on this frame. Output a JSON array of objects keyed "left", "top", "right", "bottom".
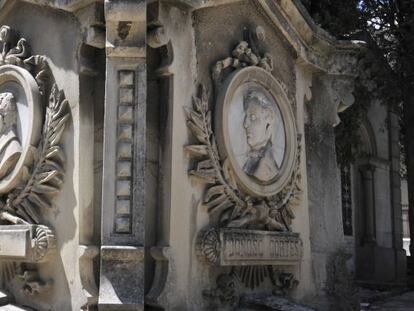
[
  {"left": 215, "top": 66, "right": 297, "bottom": 197},
  {"left": 0, "top": 92, "right": 21, "bottom": 179},
  {"left": 243, "top": 90, "right": 279, "bottom": 182}
]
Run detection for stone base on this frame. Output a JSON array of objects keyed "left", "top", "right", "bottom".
[
  {"left": 356, "top": 245, "right": 407, "bottom": 284},
  {"left": 98, "top": 246, "right": 145, "bottom": 311}
]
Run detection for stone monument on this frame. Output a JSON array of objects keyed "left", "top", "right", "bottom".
[{"left": 0, "top": 0, "right": 405, "bottom": 310}]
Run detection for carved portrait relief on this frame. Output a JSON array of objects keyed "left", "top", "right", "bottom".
[
  {"left": 215, "top": 66, "right": 297, "bottom": 197},
  {"left": 0, "top": 65, "right": 42, "bottom": 193},
  {"left": 229, "top": 87, "right": 286, "bottom": 184}
]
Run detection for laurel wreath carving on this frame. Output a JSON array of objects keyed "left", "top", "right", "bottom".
[
  {"left": 4, "top": 83, "right": 69, "bottom": 224},
  {"left": 186, "top": 28, "right": 302, "bottom": 232}
]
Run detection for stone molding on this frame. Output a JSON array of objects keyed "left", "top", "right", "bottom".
[
  {"left": 101, "top": 245, "right": 145, "bottom": 261},
  {"left": 162, "top": 0, "right": 364, "bottom": 76}
]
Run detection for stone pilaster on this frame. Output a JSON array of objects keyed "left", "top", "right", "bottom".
[
  {"left": 305, "top": 73, "right": 357, "bottom": 291},
  {"left": 99, "top": 1, "right": 146, "bottom": 309}
]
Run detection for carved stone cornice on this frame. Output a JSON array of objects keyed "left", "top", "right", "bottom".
[
  {"left": 256, "top": 0, "right": 364, "bottom": 76},
  {"left": 158, "top": 0, "right": 364, "bottom": 76}
]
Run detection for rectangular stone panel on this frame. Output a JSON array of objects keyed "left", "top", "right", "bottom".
[
  {"left": 119, "top": 71, "right": 134, "bottom": 86},
  {"left": 116, "top": 180, "right": 131, "bottom": 197},
  {"left": 220, "top": 229, "right": 302, "bottom": 266},
  {"left": 117, "top": 142, "right": 132, "bottom": 159},
  {"left": 118, "top": 106, "right": 134, "bottom": 123},
  {"left": 116, "top": 199, "right": 131, "bottom": 215},
  {"left": 118, "top": 124, "right": 133, "bottom": 141},
  {"left": 115, "top": 217, "right": 131, "bottom": 233},
  {"left": 0, "top": 226, "right": 29, "bottom": 259},
  {"left": 0, "top": 225, "right": 55, "bottom": 263},
  {"left": 198, "top": 228, "right": 303, "bottom": 266},
  {"left": 117, "top": 161, "right": 132, "bottom": 177},
  {"left": 119, "top": 88, "right": 134, "bottom": 104}
]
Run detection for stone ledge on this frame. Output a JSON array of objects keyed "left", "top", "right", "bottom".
[
  {"left": 101, "top": 246, "right": 144, "bottom": 261},
  {"left": 106, "top": 46, "right": 146, "bottom": 59}
]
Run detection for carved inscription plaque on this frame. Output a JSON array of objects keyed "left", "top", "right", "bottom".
[
  {"left": 197, "top": 228, "right": 303, "bottom": 266},
  {"left": 0, "top": 225, "right": 55, "bottom": 263},
  {"left": 0, "top": 225, "right": 29, "bottom": 258}
]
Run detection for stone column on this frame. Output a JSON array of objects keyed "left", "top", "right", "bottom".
[
  {"left": 305, "top": 73, "right": 357, "bottom": 291},
  {"left": 98, "top": 1, "right": 146, "bottom": 309},
  {"left": 359, "top": 164, "right": 376, "bottom": 244}
]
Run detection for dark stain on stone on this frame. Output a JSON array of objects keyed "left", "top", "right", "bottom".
[{"left": 118, "top": 21, "right": 132, "bottom": 40}]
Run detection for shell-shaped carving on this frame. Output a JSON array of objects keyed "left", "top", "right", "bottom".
[
  {"left": 32, "top": 225, "right": 56, "bottom": 262},
  {"left": 196, "top": 228, "right": 220, "bottom": 265},
  {"left": 236, "top": 265, "right": 269, "bottom": 290}
]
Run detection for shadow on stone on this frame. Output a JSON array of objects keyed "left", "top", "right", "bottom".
[{"left": 236, "top": 293, "right": 316, "bottom": 311}]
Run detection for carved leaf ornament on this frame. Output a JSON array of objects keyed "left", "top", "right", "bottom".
[
  {"left": 5, "top": 84, "right": 69, "bottom": 224},
  {"left": 186, "top": 27, "right": 302, "bottom": 232},
  {"left": 0, "top": 25, "right": 69, "bottom": 292}
]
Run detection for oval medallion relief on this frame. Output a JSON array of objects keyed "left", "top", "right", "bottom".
[
  {"left": 215, "top": 67, "right": 297, "bottom": 197},
  {"left": 0, "top": 65, "right": 42, "bottom": 193}
]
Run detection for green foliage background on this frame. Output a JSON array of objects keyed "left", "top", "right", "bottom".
[{"left": 301, "top": 0, "right": 407, "bottom": 168}]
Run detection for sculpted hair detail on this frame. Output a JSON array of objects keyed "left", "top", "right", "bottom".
[{"left": 244, "top": 90, "right": 275, "bottom": 120}]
